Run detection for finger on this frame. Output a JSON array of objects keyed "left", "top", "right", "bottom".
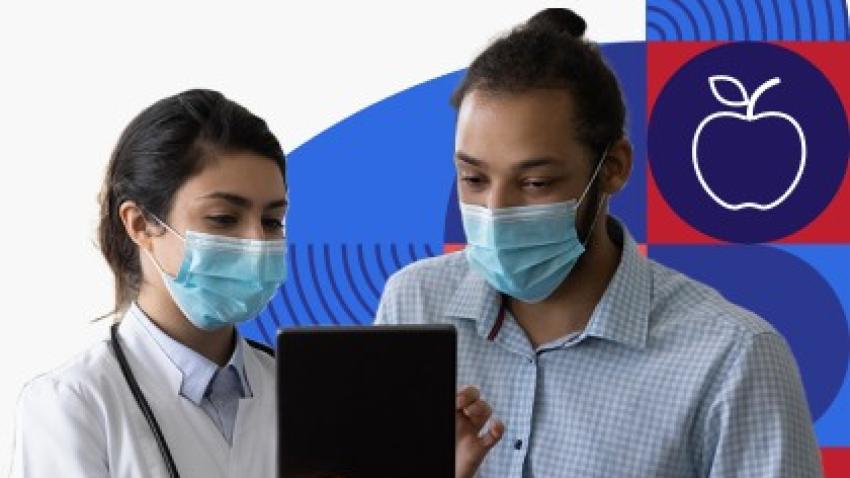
[
  {"left": 456, "top": 386, "right": 480, "bottom": 410},
  {"left": 462, "top": 399, "right": 492, "bottom": 429},
  {"left": 479, "top": 420, "right": 505, "bottom": 449}
]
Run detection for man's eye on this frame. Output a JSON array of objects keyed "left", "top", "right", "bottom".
[
  {"left": 206, "top": 215, "right": 237, "bottom": 225},
  {"left": 524, "top": 179, "right": 550, "bottom": 189},
  {"left": 461, "top": 175, "right": 485, "bottom": 185}
]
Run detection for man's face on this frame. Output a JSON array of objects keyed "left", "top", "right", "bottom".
[{"left": 454, "top": 88, "right": 601, "bottom": 224}]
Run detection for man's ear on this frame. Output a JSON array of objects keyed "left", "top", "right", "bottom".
[
  {"left": 600, "top": 137, "right": 633, "bottom": 195},
  {"left": 118, "top": 201, "right": 156, "bottom": 252}
]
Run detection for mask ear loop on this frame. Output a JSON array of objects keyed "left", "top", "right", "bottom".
[
  {"left": 582, "top": 192, "right": 608, "bottom": 247},
  {"left": 576, "top": 146, "right": 611, "bottom": 247},
  {"left": 575, "top": 146, "right": 610, "bottom": 209},
  {"left": 148, "top": 214, "right": 185, "bottom": 242},
  {"left": 139, "top": 210, "right": 185, "bottom": 278}
]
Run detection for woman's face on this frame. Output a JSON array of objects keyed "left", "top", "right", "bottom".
[{"left": 147, "top": 151, "right": 287, "bottom": 279}]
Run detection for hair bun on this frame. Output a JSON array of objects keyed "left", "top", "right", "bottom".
[{"left": 526, "top": 8, "right": 587, "bottom": 38}]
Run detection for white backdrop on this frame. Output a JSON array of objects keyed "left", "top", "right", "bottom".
[{"left": 0, "top": 1, "right": 644, "bottom": 472}]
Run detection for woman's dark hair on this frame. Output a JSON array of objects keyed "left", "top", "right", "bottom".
[
  {"left": 97, "top": 89, "right": 286, "bottom": 318},
  {"left": 451, "top": 8, "right": 626, "bottom": 159}
]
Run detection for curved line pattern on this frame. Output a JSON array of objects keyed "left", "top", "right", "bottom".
[
  {"left": 374, "top": 244, "right": 391, "bottom": 281},
  {"left": 789, "top": 0, "right": 802, "bottom": 39},
  {"left": 717, "top": 0, "right": 735, "bottom": 39},
  {"left": 815, "top": 0, "right": 850, "bottom": 41},
  {"left": 809, "top": 0, "right": 822, "bottom": 39},
  {"left": 389, "top": 243, "right": 404, "bottom": 271},
  {"left": 650, "top": 2, "right": 694, "bottom": 39},
  {"left": 734, "top": 0, "right": 752, "bottom": 40},
  {"left": 266, "top": 298, "right": 282, "bottom": 328},
  {"left": 816, "top": 0, "right": 834, "bottom": 40},
  {"left": 753, "top": 0, "right": 769, "bottom": 39},
  {"left": 271, "top": 243, "right": 447, "bottom": 326},
  {"left": 670, "top": 0, "right": 709, "bottom": 39},
  {"left": 670, "top": 0, "right": 703, "bottom": 39},
  {"left": 280, "top": 287, "right": 301, "bottom": 327},
  {"left": 307, "top": 244, "right": 340, "bottom": 325},
  {"left": 408, "top": 243, "right": 419, "bottom": 262},
  {"left": 341, "top": 244, "right": 376, "bottom": 317},
  {"left": 255, "top": 317, "right": 272, "bottom": 345},
  {"left": 824, "top": 0, "right": 835, "bottom": 39},
  {"left": 748, "top": 1, "right": 768, "bottom": 39},
  {"left": 770, "top": 0, "right": 785, "bottom": 40},
  {"left": 289, "top": 244, "right": 320, "bottom": 325},
  {"left": 356, "top": 243, "right": 382, "bottom": 299},
  {"left": 648, "top": 22, "right": 669, "bottom": 40},
  {"left": 648, "top": 0, "right": 847, "bottom": 40},
  {"left": 323, "top": 244, "right": 362, "bottom": 325},
  {"left": 804, "top": 0, "right": 817, "bottom": 39},
  {"left": 649, "top": 6, "right": 684, "bottom": 40},
  {"left": 424, "top": 244, "right": 437, "bottom": 258},
  {"left": 693, "top": 0, "right": 718, "bottom": 38}
]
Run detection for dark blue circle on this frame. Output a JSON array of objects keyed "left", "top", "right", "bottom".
[
  {"left": 649, "top": 42, "right": 848, "bottom": 243},
  {"left": 649, "top": 244, "right": 850, "bottom": 421}
]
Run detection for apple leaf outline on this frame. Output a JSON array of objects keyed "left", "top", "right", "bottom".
[{"left": 709, "top": 75, "right": 749, "bottom": 108}]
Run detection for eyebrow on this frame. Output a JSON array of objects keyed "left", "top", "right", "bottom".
[
  {"left": 455, "top": 152, "right": 561, "bottom": 171},
  {"left": 455, "top": 152, "right": 484, "bottom": 168},
  {"left": 199, "top": 192, "right": 288, "bottom": 210}
]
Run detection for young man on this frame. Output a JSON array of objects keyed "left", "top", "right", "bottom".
[{"left": 376, "top": 8, "right": 822, "bottom": 477}]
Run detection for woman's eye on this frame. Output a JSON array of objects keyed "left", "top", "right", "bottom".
[
  {"left": 262, "top": 218, "right": 284, "bottom": 231},
  {"left": 206, "top": 215, "right": 237, "bottom": 226}
]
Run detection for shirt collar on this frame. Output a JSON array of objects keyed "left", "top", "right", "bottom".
[
  {"left": 443, "top": 258, "right": 504, "bottom": 340},
  {"left": 443, "top": 216, "right": 651, "bottom": 349},
  {"left": 129, "top": 303, "right": 253, "bottom": 404},
  {"left": 581, "top": 218, "right": 651, "bottom": 349}
]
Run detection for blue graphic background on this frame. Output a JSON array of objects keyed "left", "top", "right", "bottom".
[{"left": 237, "top": 1, "right": 850, "bottom": 452}]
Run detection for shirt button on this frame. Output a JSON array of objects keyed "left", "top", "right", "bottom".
[{"left": 513, "top": 439, "right": 523, "bottom": 450}]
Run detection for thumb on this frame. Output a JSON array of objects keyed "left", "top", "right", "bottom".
[{"left": 479, "top": 419, "right": 505, "bottom": 450}]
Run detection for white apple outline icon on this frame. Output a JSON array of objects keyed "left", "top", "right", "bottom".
[{"left": 691, "top": 75, "right": 807, "bottom": 211}]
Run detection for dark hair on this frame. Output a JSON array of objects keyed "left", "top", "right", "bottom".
[
  {"left": 451, "top": 8, "right": 626, "bottom": 159},
  {"left": 97, "top": 89, "right": 286, "bottom": 318}
]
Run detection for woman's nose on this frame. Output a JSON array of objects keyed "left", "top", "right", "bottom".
[{"left": 242, "top": 222, "right": 265, "bottom": 240}]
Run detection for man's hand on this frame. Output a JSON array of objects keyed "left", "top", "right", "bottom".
[{"left": 456, "top": 385, "right": 504, "bottom": 478}]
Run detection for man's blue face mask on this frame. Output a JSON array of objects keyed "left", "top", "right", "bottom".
[
  {"left": 143, "top": 217, "right": 287, "bottom": 330},
  {"left": 460, "top": 149, "right": 607, "bottom": 303}
]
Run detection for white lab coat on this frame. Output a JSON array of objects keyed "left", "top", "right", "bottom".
[{"left": 11, "top": 311, "right": 276, "bottom": 477}]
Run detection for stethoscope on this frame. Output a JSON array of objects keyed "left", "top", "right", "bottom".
[
  {"left": 110, "top": 323, "right": 181, "bottom": 477},
  {"left": 109, "top": 322, "right": 274, "bottom": 478}
]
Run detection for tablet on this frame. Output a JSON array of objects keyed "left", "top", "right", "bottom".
[{"left": 277, "top": 325, "right": 456, "bottom": 478}]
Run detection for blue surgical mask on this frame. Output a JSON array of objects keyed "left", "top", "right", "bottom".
[
  {"left": 144, "top": 218, "right": 287, "bottom": 330},
  {"left": 460, "top": 150, "right": 607, "bottom": 303}
]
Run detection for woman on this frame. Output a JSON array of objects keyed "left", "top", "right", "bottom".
[
  {"left": 12, "top": 90, "right": 499, "bottom": 477},
  {"left": 12, "top": 89, "right": 288, "bottom": 477}
]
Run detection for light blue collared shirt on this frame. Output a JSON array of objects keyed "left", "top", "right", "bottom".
[
  {"left": 376, "top": 218, "right": 822, "bottom": 477},
  {"left": 130, "top": 303, "right": 251, "bottom": 445}
]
